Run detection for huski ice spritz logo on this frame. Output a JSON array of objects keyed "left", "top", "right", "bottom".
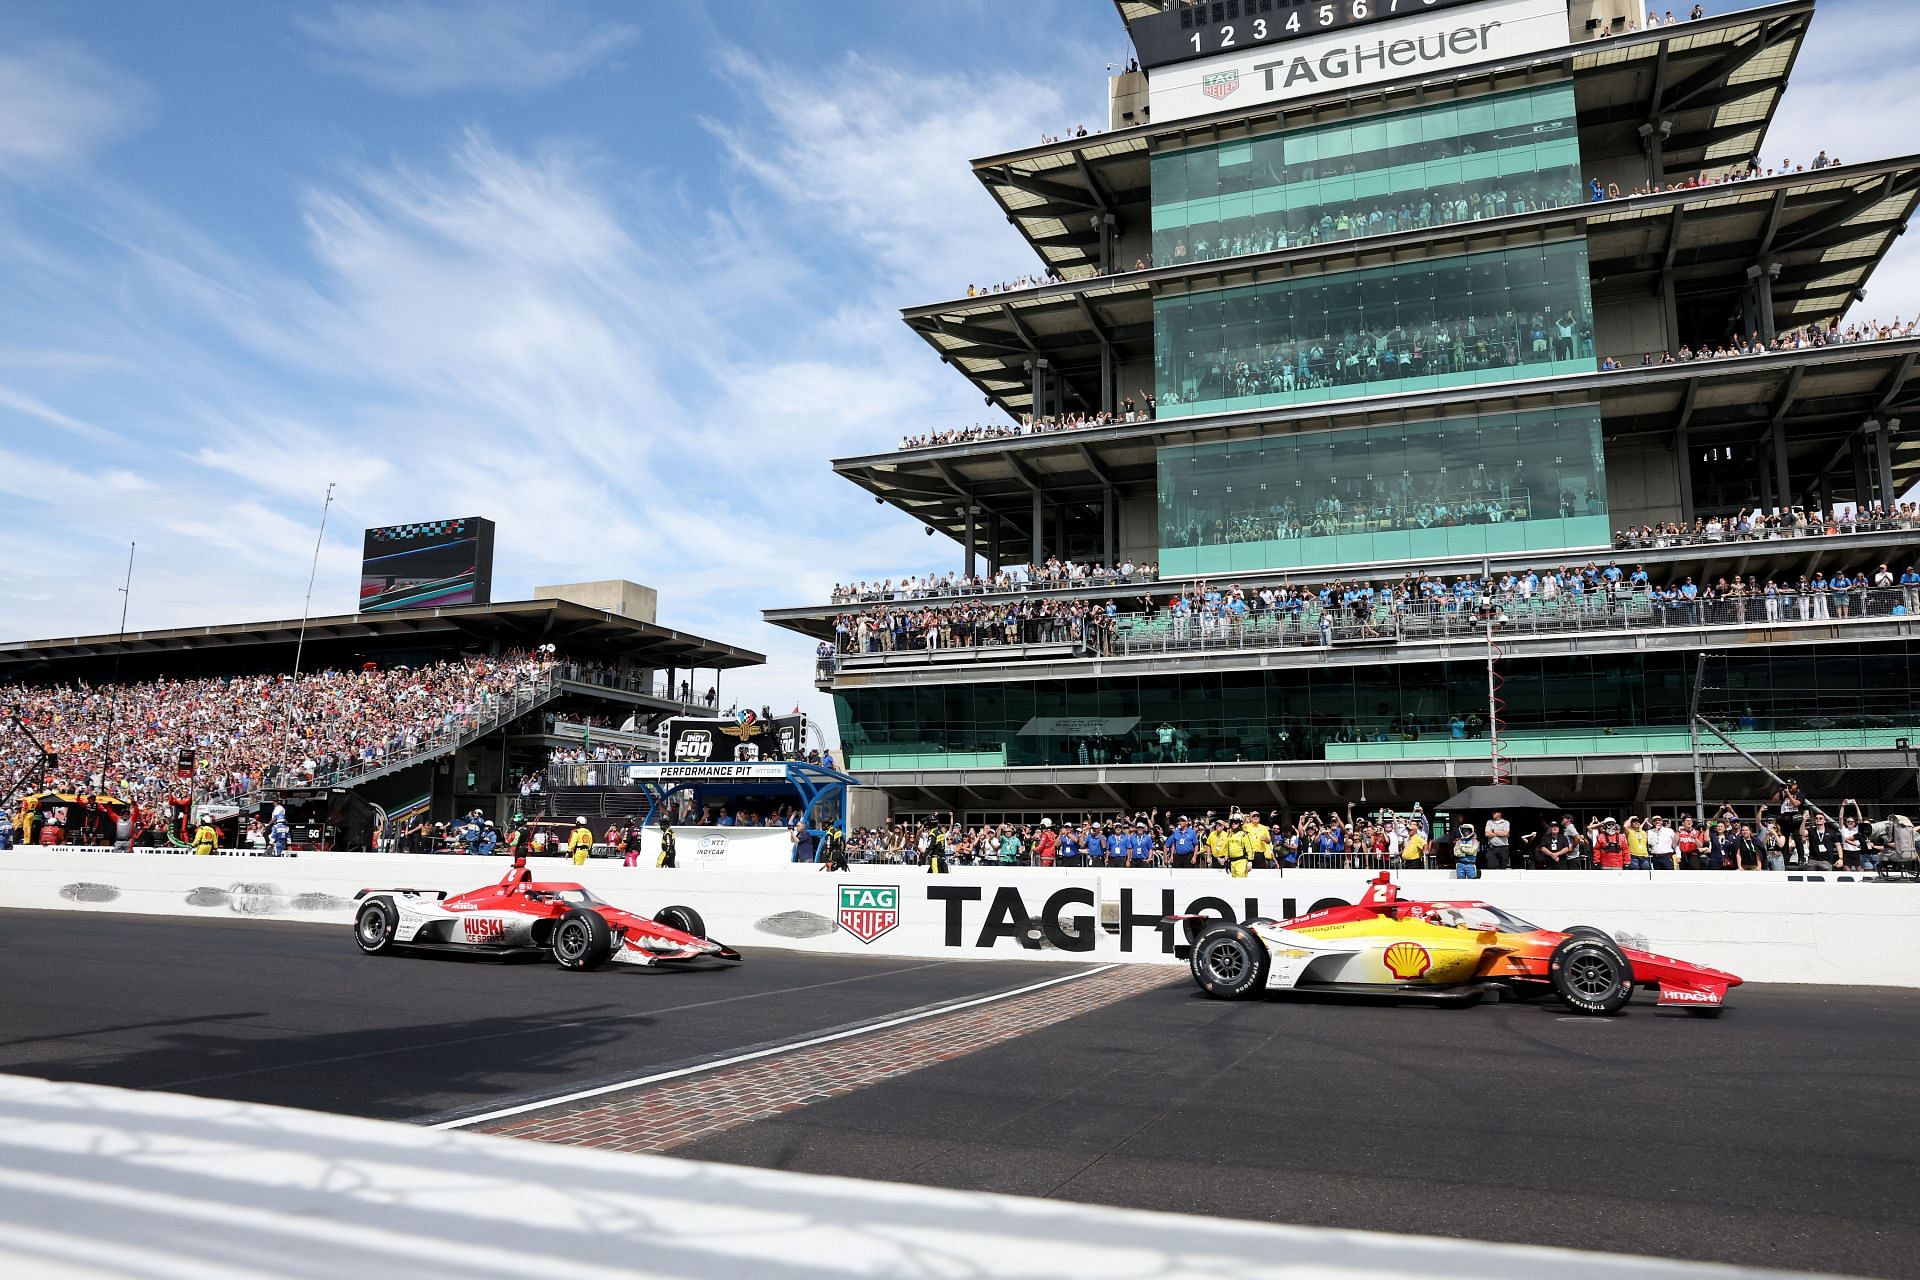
[
  {"left": 838, "top": 885, "right": 900, "bottom": 944},
  {"left": 1202, "top": 69, "right": 1239, "bottom": 100}
]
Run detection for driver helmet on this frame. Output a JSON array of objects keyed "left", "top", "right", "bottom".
[{"left": 575, "top": 816, "right": 589, "bottom": 826}]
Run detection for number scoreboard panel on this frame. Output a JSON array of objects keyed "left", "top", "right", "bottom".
[
  {"left": 1142, "top": 0, "right": 1570, "bottom": 124},
  {"left": 358, "top": 516, "right": 496, "bottom": 613}
]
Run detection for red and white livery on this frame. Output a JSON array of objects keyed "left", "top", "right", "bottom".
[{"left": 352, "top": 856, "right": 740, "bottom": 971}]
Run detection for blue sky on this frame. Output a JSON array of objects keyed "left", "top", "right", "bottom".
[{"left": 0, "top": 0, "right": 1911, "bottom": 730}]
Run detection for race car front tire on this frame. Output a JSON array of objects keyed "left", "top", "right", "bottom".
[
  {"left": 1190, "top": 923, "right": 1270, "bottom": 1000},
  {"left": 552, "top": 908, "right": 614, "bottom": 971},
  {"left": 354, "top": 898, "right": 397, "bottom": 956},
  {"left": 654, "top": 905, "right": 706, "bottom": 938},
  {"left": 1549, "top": 937, "right": 1633, "bottom": 1015},
  {"left": 1559, "top": 926, "right": 1635, "bottom": 1003}
]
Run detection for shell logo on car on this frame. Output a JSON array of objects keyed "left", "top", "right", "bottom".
[{"left": 1382, "top": 940, "right": 1432, "bottom": 980}]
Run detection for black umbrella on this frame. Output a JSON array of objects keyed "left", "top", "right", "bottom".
[{"left": 1438, "top": 783, "right": 1559, "bottom": 814}]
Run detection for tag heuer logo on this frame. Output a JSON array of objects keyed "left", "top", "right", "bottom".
[
  {"left": 838, "top": 885, "right": 899, "bottom": 944},
  {"left": 1202, "top": 70, "right": 1239, "bottom": 100}
]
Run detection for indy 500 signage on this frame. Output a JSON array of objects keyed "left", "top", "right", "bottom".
[{"left": 1147, "top": 0, "right": 1570, "bottom": 125}]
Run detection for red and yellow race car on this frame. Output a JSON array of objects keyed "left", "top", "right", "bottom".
[
  {"left": 352, "top": 856, "right": 740, "bottom": 970},
  {"left": 1179, "top": 873, "right": 1739, "bottom": 1015}
]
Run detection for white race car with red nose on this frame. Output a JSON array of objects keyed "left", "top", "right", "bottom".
[{"left": 352, "top": 856, "right": 739, "bottom": 970}]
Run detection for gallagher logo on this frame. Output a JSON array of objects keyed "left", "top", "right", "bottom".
[
  {"left": 838, "top": 885, "right": 900, "bottom": 944},
  {"left": 1201, "top": 69, "right": 1239, "bottom": 100},
  {"left": 1382, "top": 940, "right": 1432, "bottom": 980}
]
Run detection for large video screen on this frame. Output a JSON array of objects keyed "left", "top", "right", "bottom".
[{"left": 359, "top": 517, "right": 495, "bottom": 612}]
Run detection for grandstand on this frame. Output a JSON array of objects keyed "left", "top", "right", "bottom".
[
  {"left": 3, "top": 590, "right": 762, "bottom": 847},
  {"left": 767, "top": 0, "right": 1920, "bottom": 823}
]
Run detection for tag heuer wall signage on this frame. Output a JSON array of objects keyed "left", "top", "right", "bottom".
[{"left": 1147, "top": 0, "right": 1570, "bottom": 125}]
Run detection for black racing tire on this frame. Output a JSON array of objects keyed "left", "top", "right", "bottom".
[
  {"left": 354, "top": 898, "right": 397, "bottom": 955},
  {"left": 552, "top": 907, "right": 613, "bottom": 970},
  {"left": 1549, "top": 937, "right": 1634, "bottom": 1015},
  {"left": 1190, "top": 923, "right": 1270, "bottom": 1000},
  {"left": 653, "top": 904, "right": 706, "bottom": 938},
  {"left": 1559, "top": 926, "right": 1635, "bottom": 1002}
]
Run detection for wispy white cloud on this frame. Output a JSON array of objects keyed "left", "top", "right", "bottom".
[
  {"left": 0, "top": 40, "right": 141, "bottom": 177},
  {"left": 299, "top": 0, "right": 638, "bottom": 95}
]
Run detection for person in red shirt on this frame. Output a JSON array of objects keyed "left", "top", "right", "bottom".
[
  {"left": 1675, "top": 816, "right": 1705, "bottom": 870},
  {"left": 1592, "top": 818, "right": 1630, "bottom": 869},
  {"left": 1037, "top": 819, "right": 1059, "bottom": 867}
]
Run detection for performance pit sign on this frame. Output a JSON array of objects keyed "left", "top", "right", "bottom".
[{"left": 1146, "top": 0, "right": 1570, "bottom": 125}]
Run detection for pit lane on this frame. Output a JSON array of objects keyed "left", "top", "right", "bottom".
[{"left": 6, "top": 907, "right": 1917, "bottom": 1278}]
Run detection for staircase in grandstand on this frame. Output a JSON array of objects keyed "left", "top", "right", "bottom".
[{"left": 254, "top": 671, "right": 564, "bottom": 799}]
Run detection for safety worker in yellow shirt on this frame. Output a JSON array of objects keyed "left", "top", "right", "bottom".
[
  {"left": 566, "top": 816, "right": 596, "bottom": 866},
  {"left": 191, "top": 819, "right": 220, "bottom": 856},
  {"left": 656, "top": 819, "right": 677, "bottom": 868},
  {"left": 1205, "top": 819, "right": 1229, "bottom": 870},
  {"left": 1242, "top": 811, "right": 1273, "bottom": 870},
  {"left": 1223, "top": 824, "right": 1252, "bottom": 878}
]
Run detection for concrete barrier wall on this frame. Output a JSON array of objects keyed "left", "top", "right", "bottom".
[{"left": 3, "top": 849, "right": 1917, "bottom": 985}]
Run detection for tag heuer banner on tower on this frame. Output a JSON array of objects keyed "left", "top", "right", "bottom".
[
  {"left": 668, "top": 713, "right": 810, "bottom": 763},
  {"left": 1147, "top": 0, "right": 1570, "bottom": 125}
]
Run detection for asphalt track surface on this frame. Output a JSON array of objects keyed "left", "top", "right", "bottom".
[
  {"left": 0, "top": 909, "right": 1084, "bottom": 1123},
  {"left": 7, "top": 909, "right": 1920, "bottom": 1277}
]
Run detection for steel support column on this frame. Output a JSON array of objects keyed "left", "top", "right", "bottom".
[
  {"left": 1851, "top": 436, "right": 1872, "bottom": 506},
  {"left": 1103, "top": 486, "right": 1116, "bottom": 567},
  {"left": 1772, "top": 414, "right": 1791, "bottom": 507},
  {"left": 963, "top": 505, "right": 977, "bottom": 579},
  {"left": 1030, "top": 487, "right": 1044, "bottom": 566},
  {"left": 1873, "top": 418, "right": 1900, "bottom": 511},
  {"left": 986, "top": 514, "right": 1000, "bottom": 574},
  {"left": 1675, "top": 418, "right": 1695, "bottom": 523}
]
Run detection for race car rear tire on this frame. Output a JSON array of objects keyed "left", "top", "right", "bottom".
[
  {"left": 1190, "top": 923, "right": 1269, "bottom": 1000},
  {"left": 1549, "top": 937, "right": 1633, "bottom": 1015},
  {"left": 354, "top": 898, "right": 397, "bottom": 955},
  {"left": 654, "top": 905, "right": 706, "bottom": 938},
  {"left": 1559, "top": 926, "right": 1635, "bottom": 1002},
  {"left": 552, "top": 908, "right": 613, "bottom": 971}
]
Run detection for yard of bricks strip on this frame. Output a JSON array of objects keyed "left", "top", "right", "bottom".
[{"left": 482, "top": 963, "right": 1179, "bottom": 1153}]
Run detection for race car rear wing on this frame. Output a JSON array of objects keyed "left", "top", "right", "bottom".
[{"left": 352, "top": 887, "right": 450, "bottom": 901}]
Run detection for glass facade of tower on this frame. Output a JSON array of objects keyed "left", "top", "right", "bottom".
[
  {"left": 835, "top": 645, "right": 1920, "bottom": 773},
  {"left": 1149, "top": 83, "right": 1583, "bottom": 268},
  {"left": 1156, "top": 406, "right": 1609, "bottom": 575},
  {"left": 1152, "top": 239, "right": 1595, "bottom": 417}
]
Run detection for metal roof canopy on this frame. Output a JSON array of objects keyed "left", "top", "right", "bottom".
[
  {"left": 982, "top": 1, "right": 1810, "bottom": 280},
  {"left": 835, "top": 334, "right": 1920, "bottom": 551},
  {"left": 1588, "top": 163, "right": 1920, "bottom": 333},
  {"left": 909, "top": 155, "right": 1920, "bottom": 420},
  {"left": 0, "top": 598, "right": 763, "bottom": 680}
]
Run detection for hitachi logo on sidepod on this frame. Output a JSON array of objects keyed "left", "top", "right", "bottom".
[{"left": 1253, "top": 20, "right": 1503, "bottom": 92}]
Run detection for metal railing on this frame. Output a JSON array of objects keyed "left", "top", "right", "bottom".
[
  {"left": 830, "top": 567, "right": 1160, "bottom": 607},
  {"left": 1613, "top": 514, "right": 1920, "bottom": 550},
  {"left": 1114, "top": 586, "right": 1920, "bottom": 657}
]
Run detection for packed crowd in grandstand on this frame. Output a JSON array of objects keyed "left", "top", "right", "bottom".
[
  {"left": 841, "top": 786, "right": 1902, "bottom": 874},
  {"left": 831, "top": 596, "right": 1122, "bottom": 657},
  {"left": 831, "top": 559, "right": 1159, "bottom": 605},
  {"left": 1617, "top": 502, "right": 1920, "bottom": 547},
  {"left": 825, "top": 545, "right": 1920, "bottom": 659},
  {"left": 1, "top": 650, "right": 557, "bottom": 808},
  {"left": 1602, "top": 318, "right": 1916, "bottom": 370}
]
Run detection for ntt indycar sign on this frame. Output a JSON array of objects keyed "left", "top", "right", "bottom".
[{"left": 1147, "top": 0, "right": 1570, "bottom": 125}]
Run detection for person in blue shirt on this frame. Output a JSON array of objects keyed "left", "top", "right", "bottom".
[
  {"left": 1829, "top": 571, "right": 1853, "bottom": 619},
  {"left": 1130, "top": 822, "right": 1156, "bottom": 867},
  {"left": 1086, "top": 826, "right": 1108, "bottom": 868},
  {"left": 1056, "top": 827, "right": 1079, "bottom": 868},
  {"left": 1169, "top": 816, "right": 1200, "bottom": 869}
]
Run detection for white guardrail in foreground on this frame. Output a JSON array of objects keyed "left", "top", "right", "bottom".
[
  {"left": 4, "top": 848, "right": 1918, "bottom": 985},
  {"left": 0, "top": 1074, "right": 1846, "bottom": 1280}
]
